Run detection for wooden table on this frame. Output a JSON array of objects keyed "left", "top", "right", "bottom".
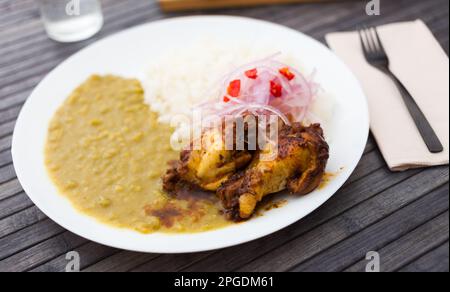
[{"left": 0, "top": 0, "right": 448, "bottom": 272}]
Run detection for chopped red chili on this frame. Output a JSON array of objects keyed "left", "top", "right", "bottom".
[
  {"left": 227, "top": 79, "right": 241, "bottom": 97},
  {"left": 223, "top": 96, "right": 231, "bottom": 103},
  {"left": 270, "top": 80, "right": 283, "bottom": 98},
  {"left": 279, "top": 67, "right": 295, "bottom": 81},
  {"left": 245, "top": 68, "right": 258, "bottom": 79}
]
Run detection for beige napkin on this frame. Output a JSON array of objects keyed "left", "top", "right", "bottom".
[{"left": 326, "top": 20, "right": 449, "bottom": 171}]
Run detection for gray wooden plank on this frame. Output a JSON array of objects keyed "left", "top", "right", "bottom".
[
  {"left": 0, "top": 105, "right": 21, "bottom": 124},
  {"left": 0, "top": 149, "right": 12, "bottom": 168},
  {"left": 0, "top": 0, "right": 35, "bottom": 13},
  {"left": 0, "top": 219, "right": 65, "bottom": 261},
  {"left": 1, "top": 41, "right": 89, "bottom": 76},
  {"left": 0, "top": 134, "right": 12, "bottom": 153},
  {"left": 0, "top": 231, "right": 85, "bottom": 272},
  {"left": 0, "top": 8, "right": 37, "bottom": 32},
  {"left": 0, "top": 14, "right": 163, "bottom": 96},
  {"left": 0, "top": 42, "right": 80, "bottom": 79},
  {"left": 157, "top": 168, "right": 422, "bottom": 272},
  {"left": 338, "top": 0, "right": 445, "bottom": 31},
  {"left": 31, "top": 241, "right": 118, "bottom": 272},
  {"left": 311, "top": 0, "right": 448, "bottom": 38},
  {"left": 0, "top": 178, "right": 22, "bottom": 201},
  {"left": 0, "top": 0, "right": 36, "bottom": 15},
  {"left": 292, "top": 183, "right": 449, "bottom": 272},
  {"left": 0, "top": 120, "right": 15, "bottom": 138},
  {"left": 0, "top": 164, "right": 16, "bottom": 184},
  {"left": 443, "top": 42, "right": 449, "bottom": 55},
  {"left": 427, "top": 9, "right": 450, "bottom": 40},
  {"left": 0, "top": 205, "right": 46, "bottom": 238},
  {"left": 399, "top": 242, "right": 449, "bottom": 273},
  {"left": 284, "top": 1, "right": 368, "bottom": 33},
  {"left": 0, "top": 59, "right": 59, "bottom": 95},
  {"left": 235, "top": 167, "right": 448, "bottom": 272},
  {"left": 0, "top": 18, "right": 43, "bottom": 47},
  {"left": 438, "top": 37, "right": 449, "bottom": 55},
  {"left": 0, "top": 192, "right": 33, "bottom": 220},
  {"left": 0, "top": 17, "right": 52, "bottom": 56},
  {"left": 0, "top": 1, "right": 36, "bottom": 27},
  {"left": 364, "top": 135, "right": 377, "bottom": 155},
  {"left": 83, "top": 251, "right": 158, "bottom": 273},
  {"left": 0, "top": 77, "right": 38, "bottom": 106},
  {"left": 434, "top": 19, "right": 450, "bottom": 42},
  {"left": 346, "top": 212, "right": 449, "bottom": 272},
  {"left": 344, "top": 149, "right": 384, "bottom": 185},
  {"left": 131, "top": 252, "right": 214, "bottom": 272}
]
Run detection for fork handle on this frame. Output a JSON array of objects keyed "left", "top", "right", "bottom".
[{"left": 383, "top": 69, "right": 444, "bottom": 153}]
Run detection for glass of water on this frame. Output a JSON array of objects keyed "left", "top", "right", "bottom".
[{"left": 37, "top": 0, "right": 104, "bottom": 43}]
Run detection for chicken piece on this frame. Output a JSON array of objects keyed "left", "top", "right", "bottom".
[
  {"left": 163, "top": 127, "right": 252, "bottom": 192},
  {"left": 217, "top": 123, "right": 329, "bottom": 221}
]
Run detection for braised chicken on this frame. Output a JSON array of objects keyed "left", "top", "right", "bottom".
[
  {"left": 163, "top": 127, "right": 253, "bottom": 192},
  {"left": 163, "top": 121, "right": 329, "bottom": 222},
  {"left": 217, "top": 123, "right": 329, "bottom": 220}
]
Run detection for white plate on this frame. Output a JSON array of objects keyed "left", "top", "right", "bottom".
[{"left": 12, "top": 16, "right": 369, "bottom": 254}]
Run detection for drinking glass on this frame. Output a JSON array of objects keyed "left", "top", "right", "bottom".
[{"left": 37, "top": 0, "right": 104, "bottom": 43}]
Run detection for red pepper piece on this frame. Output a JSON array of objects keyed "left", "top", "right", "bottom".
[
  {"left": 270, "top": 80, "right": 283, "bottom": 98},
  {"left": 245, "top": 68, "right": 258, "bottom": 79},
  {"left": 227, "top": 79, "right": 241, "bottom": 97},
  {"left": 223, "top": 96, "right": 231, "bottom": 103},
  {"left": 279, "top": 67, "right": 295, "bottom": 81}
]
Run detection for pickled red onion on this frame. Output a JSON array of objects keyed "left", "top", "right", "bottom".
[{"left": 195, "top": 54, "right": 317, "bottom": 126}]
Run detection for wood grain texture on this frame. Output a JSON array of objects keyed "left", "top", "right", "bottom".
[
  {"left": 0, "top": 135, "right": 12, "bottom": 153},
  {"left": 292, "top": 184, "right": 449, "bottom": 272},
  {"left": 399, "top": 242, "right": 449, "bottom": 273},
  {"left": 345, "top": 211, "right": 449, "bottom": 272},
  {"left": 0, "top": 179, "right": 22, "bottom": 201},
  {"left": 0, "top": 0, "right": 448, "bottom": 272}
]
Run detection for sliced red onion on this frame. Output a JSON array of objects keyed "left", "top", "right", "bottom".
[{"left": 194, "top": 54, "right": 317, "bottom": 129}]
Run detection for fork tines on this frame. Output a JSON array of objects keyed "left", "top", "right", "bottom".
[{"left": 359, "top": 27, "right": 388, "bottom": 62}]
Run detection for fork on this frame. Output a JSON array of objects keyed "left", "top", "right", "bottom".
[{"left": 359, "top": 27, "right": 444, "bottom": 153}]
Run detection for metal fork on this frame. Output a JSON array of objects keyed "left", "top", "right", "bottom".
[{"left": 359, "top": 27, "right": 444, "bottom": 153}]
